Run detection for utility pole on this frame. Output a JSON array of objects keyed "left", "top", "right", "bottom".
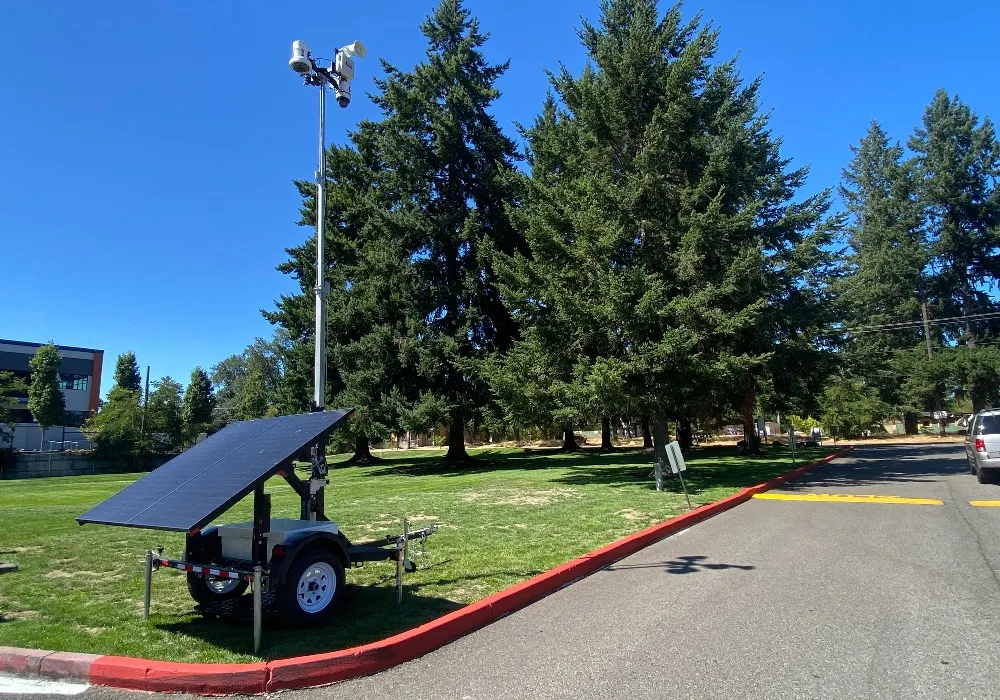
[{"left": 922, "top": 302, "right": 933, "bottom": 359}]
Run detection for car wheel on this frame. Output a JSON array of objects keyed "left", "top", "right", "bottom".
[
  {"left": 977, "top": 466, "right": 991, "bottom": 484},
  {"left": 278, "top": 549, "right": 345, "bottom": 626},
  {"left": 187, "top": 572, "right": 249, "bottom": 605},
  {"left": 969, "top": 457, "right": 977, "bottom": 474}
]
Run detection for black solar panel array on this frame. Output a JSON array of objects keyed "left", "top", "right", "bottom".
[{"left": 77, "top": 410, "right": 352, "bottom": 532}]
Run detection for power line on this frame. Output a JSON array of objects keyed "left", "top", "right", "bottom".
[{"left": 819, "top": 310, "right": 1000, "bottom": 337}]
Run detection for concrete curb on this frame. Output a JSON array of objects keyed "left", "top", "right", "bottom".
[{"left": 0, "top": 446, "right": 854, "bottom": 694}]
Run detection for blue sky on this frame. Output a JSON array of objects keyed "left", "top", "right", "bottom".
[{"left": 2, "top": 0, "right": 997, "bottom": 397}]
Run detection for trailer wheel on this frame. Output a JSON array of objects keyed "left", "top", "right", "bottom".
[
  {"left": 186, "top": 572, "right": 249, "bottom": 605},
  {"left": 278, "top": 549, "right": 345, "bottom": 626}
]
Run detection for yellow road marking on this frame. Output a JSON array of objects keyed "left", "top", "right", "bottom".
[
  {"left": 753, "top": 493, "right": 943, "bottom": 505},
  {"left": 969, "top": 500, "right": 1000, "bottom": 507}
]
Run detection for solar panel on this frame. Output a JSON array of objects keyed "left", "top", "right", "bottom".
[{"left": 77, "top": 409, "right": 353, "bottom": 532}]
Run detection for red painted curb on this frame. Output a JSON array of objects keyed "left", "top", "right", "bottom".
[
  {"left": 38, "top": 652, "right": 103, "bottom": 681},
  {"left": 0, "top": 646, "right": 51, "bottom": 676},
  {"left": 2, "top": 446, "right": 853, "bottom": 694}
]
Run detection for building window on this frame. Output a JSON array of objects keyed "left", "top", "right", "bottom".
[{"left": 59, "top": 374, "right": 89, "bottom": 391}]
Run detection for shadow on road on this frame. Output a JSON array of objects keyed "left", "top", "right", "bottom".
[
  {"left": 782, "top": 443, "right": 975, "bottom": 491},
  {"left": 606, "top": 555, "right": 755, "bottom": 574}
]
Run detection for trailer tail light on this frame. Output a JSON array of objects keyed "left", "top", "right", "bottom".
[
  {"left": 976, "top": 438, "right": 987, "bottom": 453},
  {"left": 272, "top": 544, "right": 286, "bottom": 558}
]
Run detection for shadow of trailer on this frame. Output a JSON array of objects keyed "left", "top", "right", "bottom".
[{"left": 77, "top": 409, "right": 436, "bottom": 652}]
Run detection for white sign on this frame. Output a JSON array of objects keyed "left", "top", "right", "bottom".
[{"left": 666, "top": 440, "right": 686, "bottom": 474}]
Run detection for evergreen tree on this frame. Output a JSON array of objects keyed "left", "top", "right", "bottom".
[
  {"left": 83, "top": 352, "right": 144, "bottom": 457},
  {"left": 497, "top": 0, "right": 836, "bottom": 459},
  {"left": 182, "top": 368, "right": 215, "bottom": 439},
  {"left": 146, "top": 376, "right": 184, "bottom": 450},
  {"left": 362, "top": 0, "right": 524, "bottom": 462},
  {"left": 266, "top": 132, "right": 415, "bottom": 462},
  {"left": 910, "top": 90, "right": 1000, "bottom": 411},
  {"left": 28, "top": 344, "right": 65, "bottom": 449},
  {"left": 837, "top": 121, "right": 927, "bottom": 432},
  {"left": 113, "top": 351, "right": 142, "bottom": 393}
]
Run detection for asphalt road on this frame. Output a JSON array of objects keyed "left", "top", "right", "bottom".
[{"left": 9, "top": 443, "right": 1000, "bottom": 700}]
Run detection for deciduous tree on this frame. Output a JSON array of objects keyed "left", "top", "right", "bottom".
[{"left": 28, "top": 344, "right": 64, "bottom": 449}]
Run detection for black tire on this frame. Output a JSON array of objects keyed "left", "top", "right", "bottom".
[
  {"left": 969, "top": 456, "right": 977, "bottom": 474},
  {"left": 186, "top": 572, "right": 249, "bottom": 606},
  {"left": 277, "top": 549, "right": 345, "bottom": 627},
  {"left": 978, "top": 466, "right": 991, "bottom": 485}
]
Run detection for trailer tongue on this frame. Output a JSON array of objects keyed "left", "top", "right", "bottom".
[{"left": 77, "top": 410, "right": 436, "bottom": 652}]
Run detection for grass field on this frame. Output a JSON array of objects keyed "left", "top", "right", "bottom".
[{"left": 0, "top": 445, "right": 831, "bottom": 662}]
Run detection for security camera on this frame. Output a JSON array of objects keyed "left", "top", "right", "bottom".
[
  {"left": 289, "top": 40, "right": 312, "bottom": 74},
  {"left": 335, "top": 79, "right": 352, "bottom": 108}
]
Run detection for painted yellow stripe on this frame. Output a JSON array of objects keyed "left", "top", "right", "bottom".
[
  {"left": 753, "top": 493, "right": 943, "bottom": 505},
  {"left": 969, "top": 500, "right": 1000, "bottom": 507}
]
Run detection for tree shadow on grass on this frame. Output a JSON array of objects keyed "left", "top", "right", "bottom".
[{"left": 362, "top": 446, "right": 657, "bottom": 479}]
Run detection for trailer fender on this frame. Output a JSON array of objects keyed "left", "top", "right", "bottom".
[{"left": 271, "top": 531, "right": 351, "bottom": 586}]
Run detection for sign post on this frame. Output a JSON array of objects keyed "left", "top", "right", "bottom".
[
  {"left": 666, "top": 440, "right": 692, "bottom": 510},
  {"left": 788, "top": 427, "right": 796, "bottom": 469}
]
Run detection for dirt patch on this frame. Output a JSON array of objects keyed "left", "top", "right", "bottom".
[
  {"left": 44, "top": 570, "right": 74, "bottom": 579},
  {"left": 83, "top": 626, "right": 108, "bottom": 636},
  {"left": 461, "top": 488, "right": 583, "bottom": 507},
  {"left": 0, "top": 546, "right": 42, "bottom": 554},
  {"left": 615, "top": 508, "right": 649, "bottom": 522},
  {"left": 0, "top": 610, "right": 39, "bottom": 621}
]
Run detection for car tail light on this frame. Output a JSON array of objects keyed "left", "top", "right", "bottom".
[{"left": 976, "top": 438, "right": 986, "bottom": 453}]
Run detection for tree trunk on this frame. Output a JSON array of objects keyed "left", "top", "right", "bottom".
[
  {"left": 741, "top": 393, "right": 761, "bottom": 454},
  {"left": 903, "top": 412, "right": 918, "bottom": 435},
  {"left": 678, "top": 417, "right": 693, "bottom": 449},
  {"left": 650, "top": 413, "right": 670, "bottom": 490},
  {"left": 444, "top": 412, "right": 474, "bottom": 463},
  {"left": 346, "top": 435, "right": 381, "bottom": 465},
  {"left": 601, "top": 416, "right": 613, "bottom": 450},
  {"left": 641, "top": 416, "right": 653, "bottom": 449},
  {"left": 560, "top": 428, "right": 580, "bottom": 451}
]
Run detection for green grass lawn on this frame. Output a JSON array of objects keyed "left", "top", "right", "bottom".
[{"left": 0, "top": 445, "right": 831, "bottom": 662}]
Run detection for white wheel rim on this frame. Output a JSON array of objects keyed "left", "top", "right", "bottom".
[
  {"left": 205, "top": 576, "right": 240, "bottom": 595},
  {"left": 296, "top": 562, "right": 337, "bottom": 613}
]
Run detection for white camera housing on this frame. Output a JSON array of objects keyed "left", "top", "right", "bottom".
[
  {"left": 289, "top": 40, "right": 311, "bottom": 74},
  {"left": 335, "top": 53, "right": 355, "bottom": 81}
]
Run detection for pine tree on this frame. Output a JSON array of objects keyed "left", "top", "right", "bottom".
[
  {"left": 113, "top": 351, "right": 142, "bottom": 393},
  {"left": 498, "top": 0, "right": 836, "bottom": 459},
  {"left": 366, "top": 0, "right": 524, "bottom": 462},
  {"left": 910, "top": 90, "right": 1000, "bottom": 411},
  {"left": 83, "top": 352, "right": 143, "bottom": 457},
  {"left": 27, "top": 344, "right": 65, "bottom": 449},
  {"left": 837, "top": 121, "right": 927, "bottom": 432},
  {"left": 182, "top": 368, "right": 215, "bottom": 439},
  {"left": 266, "top": 132, "right": 415, "bottom": 463}
]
